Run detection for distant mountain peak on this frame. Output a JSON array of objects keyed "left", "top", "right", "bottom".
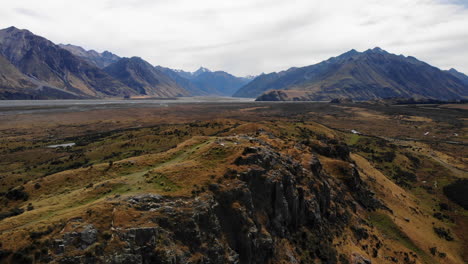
[
  {"left": 194, "top": 67, "right": 211, "bottom": 76},
  {"left": 101, "top": 50, "right": 116, "bottom": 57},
  {"left": 446, "top": 67, "right": 468, "bottom": 85},
  {"left": 1, "top": 26, "right": 33, "bottom": 37},
  {"left": 335, "top": 49, "right": 360, "bottom": 60},
  {"left": 157, "top": 66, "right": 253, "bottom": 96},
  {"left": 4, "top": 26, "right": 24, "bottom": 32},
  {"left": 365, "top": 47, "right": 388, "bottom": 54},
  {"left": 129, "top": 56, "right": 144, "bottom": 61},
  {"left": 345, "top": 48, "right": 359, "bottom": 54},
  {"left": 448, "top": 68, "right": 463, "bottom": 74}
]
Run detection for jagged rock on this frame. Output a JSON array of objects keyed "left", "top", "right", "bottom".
[
  {"left": 80, "top": 225, "right": 98, "bottom": 247},
  {"left": 53, "top": 239, "right": 65, "bottom": 255},
  {"left": 119, "top": 227, "right": 158, "bottom": 247},
  {"left": 105, "top": 254, "right": 142, "bottom": 264},
  {"left": 342, "top": 166, "right": 385, "bottom": 211},
  {"left": 310, "top": 138, "right": 350, "bottom": 161},
  {"left": 127, "top": 194, "right": 163, "bottom": 211},
  {"left": 62, "top": 225, "right": 97, "bottom": 251},
  {"left": 351, "top": 252, "right": 372, "bottom": 264}
]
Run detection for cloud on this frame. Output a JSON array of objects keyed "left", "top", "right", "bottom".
[
  {"left": 1, "top": 0, "right": 467, "bottom": 76},
  {"left": 14, "top": 8, "right": 49, "bottom": 20}
]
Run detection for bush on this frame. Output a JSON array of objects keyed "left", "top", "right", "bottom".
[
  {"left": 443, "top": 179, "right": 468, "bottom": 210},
  {"left": 433, "top": 227, "right": 454, "bottom": 241},
  {"left": 5, "top": 187, "right": 29, "bottom": 201},
  {"left": 0, "top": 207, "right": 24, "bottom": 221}
]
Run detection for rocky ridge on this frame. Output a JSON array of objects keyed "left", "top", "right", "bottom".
[{"left": 7, "top": 137, "right": 392, "bottom": 264}]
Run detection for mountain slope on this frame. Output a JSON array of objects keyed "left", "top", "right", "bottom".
[
  {"left": 0, "top": 26, "right": 134, "bottom": 98},
  {"left": 104, "top": 57, "right": 189, "bottom": 97},
  {"left": 0, "top": 53, "right": 36, "bottom": 99},
  {"left": 157, "top": 66, "right": 252, "bottom": 96},
  {"left": 154, "top": 66, "right": 203, "bottom": 95},
  {"left": 235, "top": 48, "right": 468, "bottom": 101},
  {"left": 58, "top": 44, "right": 120, "bottom": 68},
  {"left": 447, "top": 68, "right": 468, "bottom": 85},
  {"left": 0, "top": 53, "right": 88, "bottom": 99}
]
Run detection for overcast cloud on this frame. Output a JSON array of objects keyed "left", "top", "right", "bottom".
[{"left": 1, "top": 0, "right": 467, "bottom": 76}]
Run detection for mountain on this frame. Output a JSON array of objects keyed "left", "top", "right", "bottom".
[
  {"left": 0, "top": 26, "right": 135, "bottom": 98},
  {"left": 447, "top": 68, "right": 468, "bottom": 85},
  {"left": 235, "top": 48, "right": 468, "bottom": 101},
  {"left": 154, "top": 66, "right": 202, "bottom": 95},
  {"left": 190, "top": 69, "right": 253, "bottom": 96},
  {"left": 104, "top": 57, "right": 189, "bottom": 97},
  {"left": 58, "top": 44, "right": 120, "bottom": 68},
  {"left": 156, "top": 66, "right": 252, "bottom": 96}
]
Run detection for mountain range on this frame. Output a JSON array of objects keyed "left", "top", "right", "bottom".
[
  {"left": 156, "top": 66, "right": 253, "bottom": 96},
  {"left": 234, "top": 48, "right": 468, "bottom": 101},
  {"left": 1, "top": 26, "right": 468, "bottom": 101},
  {"left": 0, "top": 27, "right": 251, "bottom": 99},
  {"left": 0, "top": 27, "right": 135, "bottom": 99}
]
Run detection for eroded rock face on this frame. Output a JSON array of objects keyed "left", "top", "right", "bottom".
[
  {"left": 32, "top": 144, "right": 382, "bottom": 264},
  {"left": 60, "top": 224, "right": 98, "bottom": 251}
]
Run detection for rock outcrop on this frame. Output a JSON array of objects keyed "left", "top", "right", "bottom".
[{"left": 22, "top": 143, "right": 384, "bottom": 264}]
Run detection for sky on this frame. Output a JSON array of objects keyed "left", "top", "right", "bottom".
[{"left": 1, "top": 0, "right": 468, "bottom": 76}]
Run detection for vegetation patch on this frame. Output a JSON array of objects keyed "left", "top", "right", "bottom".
[
  {"left": 369, "top": 212, "right": 430, "bottom": 261},
  {"left": 143, "top": 172, "right": 180, "bottom": 192}
]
